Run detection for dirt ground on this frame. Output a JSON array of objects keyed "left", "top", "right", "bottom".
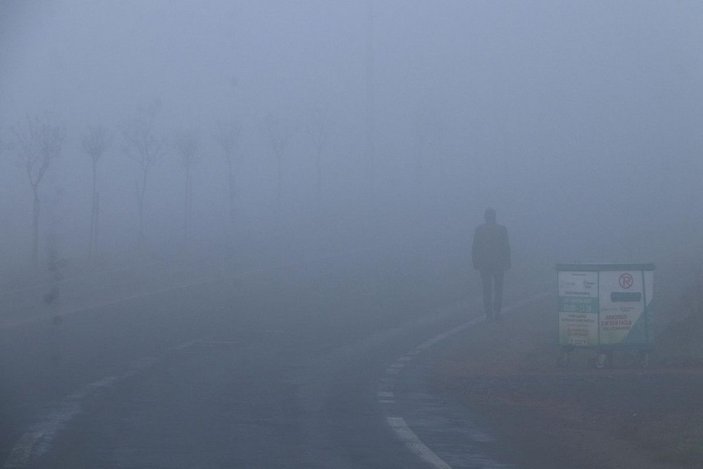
[{"left": 433, "top": 284, "right": 703, "bottom": 469}]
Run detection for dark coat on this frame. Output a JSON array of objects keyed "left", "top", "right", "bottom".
[{"left": 472, "top": 222, "right": 511, "bottom": 271}]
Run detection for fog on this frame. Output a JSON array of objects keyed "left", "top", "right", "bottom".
[
  {"left": 2, "top": 1, "right": 702, "bottom": 274},
  {"left": 4, "top": 2, "right": 703, "bottom": 467}
]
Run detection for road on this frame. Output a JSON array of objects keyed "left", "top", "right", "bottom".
[{"left": 0, "top": 251, "right": 525, "bottom": 468}]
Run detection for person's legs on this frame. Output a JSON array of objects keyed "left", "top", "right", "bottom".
[
  {"left": 493, "top": 271, "right": 504, "bottom": 319},
  {"left": 480, "top": 270, "right": 493, "bottom": 318}
]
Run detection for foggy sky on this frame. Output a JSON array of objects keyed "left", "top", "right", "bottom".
[{"left": 1, "top": 1, "right": 702, "bottom": 266}]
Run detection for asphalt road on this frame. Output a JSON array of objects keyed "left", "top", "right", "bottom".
[{"left": 0, "top": 252, "right": 489, "bottom": 468}]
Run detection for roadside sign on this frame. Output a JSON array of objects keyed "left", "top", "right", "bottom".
[{"left": 556, "top": 264, "right": 655, "bottom": 352}]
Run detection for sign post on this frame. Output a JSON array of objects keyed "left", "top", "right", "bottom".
[{"left": 556, "top": 263, "right": 655, "bottom": 368}]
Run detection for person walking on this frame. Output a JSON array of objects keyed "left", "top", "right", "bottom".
[{"left": 472, "top": 208, "right": 511, "bottom": 321}]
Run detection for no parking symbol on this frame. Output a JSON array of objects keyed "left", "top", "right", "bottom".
[{"left": 619, "top": 273, "right": 634, "bottom": 289}]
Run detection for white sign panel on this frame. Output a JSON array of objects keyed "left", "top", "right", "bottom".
[{"left": 558, "top": 271, "right": 599, "bottom": 346}]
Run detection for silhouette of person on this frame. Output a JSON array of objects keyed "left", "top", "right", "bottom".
[{"left": 472, "top": 208, "right": 511, "bottom": 321}]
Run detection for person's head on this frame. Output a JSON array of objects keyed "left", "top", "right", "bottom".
[{"left": 484, "top": 208, "right": 496, "bottom": 223}]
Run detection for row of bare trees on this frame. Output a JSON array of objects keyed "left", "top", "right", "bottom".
[
  {"left": 1, "top": 107, "right": 336, "bottom": 269},
  {"left": 2, "top": 101, "right": 450, "bottom": 271},
  {"left": 5, "top": 116, "right": 114, "bottom": 269}
]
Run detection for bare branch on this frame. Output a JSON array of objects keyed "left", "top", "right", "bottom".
[
  {"left": 121, "top": 104, "right": 163, "bottom": 241},
  {"left": 13, "top": 115, "right": 64, "bottom": 189},
  {"left": 82, "top": 125, "right": 112, "bottom": 164},
  {"left": 121, "top": 115, "right": 163, "bottom": 171},
  {"left": 173, "top": 130, "right": 199, "bottom": 168},
  {"left": 264, "top": 113, "right": 291, "bottom": 160},
  {"left": 214, "top": 120, "right": 241, "bottom": 160}
]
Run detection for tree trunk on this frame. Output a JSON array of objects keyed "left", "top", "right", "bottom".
[
  {"left": 414, "top": 138, "right": 425, "bottom": 195},
  {"left": 137, "top": 168, "right": 148, "bottom": 242},
  {"left": 315, "top": 147, "right": 322, "bottom": 202},
  {"left": 137, "top": 194, "right": 145, "bottom": 241},
  {"left": 32, "top": 188, "right": 40, "bottom": 269},
  {"left": 184, "top": 166, "right": 192, "bottom": 241},
  {"left": 94, "top": 193, "right": 100, "bottom": 259},
  {"left": 226, "top": 156, "right": 236, "bottom": 224},
  {"left": 276, "top": 155, "right": 282, "bottom": 217},
  {"left": 89, "top": 161, "right": 98, "bottom": 260}
]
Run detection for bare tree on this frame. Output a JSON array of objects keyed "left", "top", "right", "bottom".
[
  {"left": 307, "top": 106, "right": 330, "bottom": 203},
  {"left": 122, "top": 104, "right": 163, "bottom": 242},
  {"left": 12, "top": 116, "right": 65, "bottom": 268},
  {"left": 214, "top": 120, "right": 241, "bottom": 225},
  {"left": 82, "top": 125, "right": 111, "bottom": 260},
  {"left": 173, "top": 130, "right": 199, "bottom": 241},
  {"left": 263, "top": 113, "right": 292, "bottom": 216}
]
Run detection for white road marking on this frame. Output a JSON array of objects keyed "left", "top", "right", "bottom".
[
  {"left": 3, "top": 256, "right": 550, "bottom": 469},
  {"left": 1, "top": 243, "right": 435, "bottom": 467},
  {"left": 386, "top": 417, "right": 452, "bottom": 469},
  {"left": 1, "top": 339, "right": 204, "bottom": 468},
  {"left": 380, "top": 292, "right": 550, "bottom": 469},
  {"left": 3, "top": 402, "right": 82, "bottom": 468}
]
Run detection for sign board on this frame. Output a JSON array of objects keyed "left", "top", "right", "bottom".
[
  {"left": 558, "top": 271, "right": 598, "bottom": 346},
  {"left": 557, "top": 264, "right": 654, "bottom": 348}
]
